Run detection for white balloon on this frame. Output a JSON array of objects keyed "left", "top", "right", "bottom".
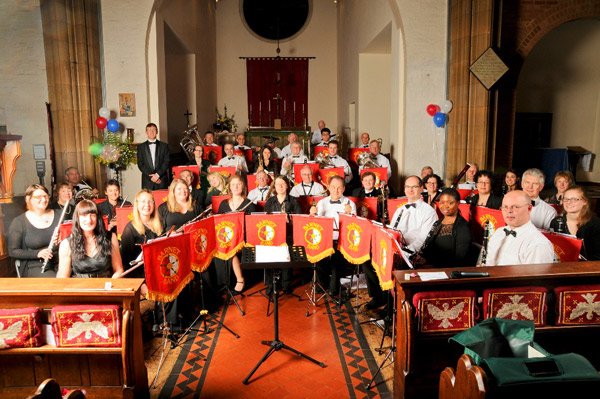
[
  {"left": 99, "top": 107, "right": 110, "bottom": 118},
  {"left": 441, "top": 100, "right": 453, "bottom": 113}
]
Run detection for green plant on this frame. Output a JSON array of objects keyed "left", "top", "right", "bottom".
[
  {"left": 215, "top": 104, "right": 237, "bottom": 132},
  {"left": 93, "top": 133, "right": 137, "bottom": 170}
]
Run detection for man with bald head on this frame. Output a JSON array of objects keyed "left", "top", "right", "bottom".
[
  {"left": 484, "top": 190, "right": 554, "bottom": 266},
  {"left": 281, "top": 133, "right": 303, "bottom": 158}
]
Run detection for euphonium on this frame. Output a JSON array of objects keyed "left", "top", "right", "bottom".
[
  {"left": 179, "top": 124, "right": 202, "bottom": 162},
  {"left": 315, "top": 152, "right": 334, "bottom": 168},
  {"left": 357, "top": 151, "right": 379, "bottom": 169}
]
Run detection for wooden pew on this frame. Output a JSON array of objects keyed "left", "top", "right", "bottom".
[
  {"left": 0, "top": 278, "right": 149, "bottom": 399},
  {"left": 393, "top": 262, "right": 600, "bottom": 399}
]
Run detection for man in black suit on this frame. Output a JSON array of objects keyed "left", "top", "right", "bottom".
[{"left": 137, "top": 123, "right": 170, "bottom": 190}]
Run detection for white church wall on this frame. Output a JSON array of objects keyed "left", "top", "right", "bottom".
[
  {"left": 0, "top": 1, "right": 51, "bottom": 194},
  {"left": 215, "top": 0, "right": 338, "bottom": 137}
]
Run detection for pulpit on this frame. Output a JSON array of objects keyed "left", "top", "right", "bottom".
[{"left": 0, "top": 134, "right": 22, "bottom": 276}]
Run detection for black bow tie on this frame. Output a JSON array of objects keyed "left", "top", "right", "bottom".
[
  {"left": 330, "top": 156, "right": 337, "bottom": 159},
  {"left": 504, "top": 228, "right": 517, "bottom": 237},
  {"left": 259, "top": 187, "right": 268, "bottom": 191},
  {"left": 293, "top": 156, "right": 300, "bottom": 158},
  {"left": 330, "top": 200, "right": 342, "bottom": 204},
  {"left": 405, "top": 203, "right": 416, "bottom": 209},
  {"left": 531, "top": 200, "right": 536, "bottom": 206},
  {"left": 228, "top": 157, "right": 234, "bottom": 160},
  {"left": 303, "top": 183, "right": 312, "bottom": 187},
  {"left": 148, "top": 141, "right": 156, "bottom": 145}
]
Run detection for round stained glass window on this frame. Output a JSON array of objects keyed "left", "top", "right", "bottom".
[{"left": 242, "top": 0, "right": 310, "bottom": 41}]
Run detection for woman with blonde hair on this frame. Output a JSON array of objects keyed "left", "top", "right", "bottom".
[
  {"left": 204, "top": 171, "right": 228, "bottom": 208},
  {"left": 550, "top": 185, "right": 600, "bottom": 260},
  {"left": 120, "top": 189, "right": 163, "bottom": 278},
  {"left": 159, "top": 178, "right": 200, "bottom": 231},
  {"left": 8, "top": 184, "right": 61, "bottom": 277}
]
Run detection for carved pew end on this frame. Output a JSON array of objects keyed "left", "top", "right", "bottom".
[{"left": 439, "top": 354, "right": 487, "bottom": 399}]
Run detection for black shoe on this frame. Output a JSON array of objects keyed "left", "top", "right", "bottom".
[
  {"left": 365, "top": 298, "right": 383, "bottom": 310},
  {"left": 282, "top": 286, "right": 293, "bottom": 295}
]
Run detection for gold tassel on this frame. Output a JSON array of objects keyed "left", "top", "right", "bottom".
[
  {"left": 214, "top": 241, "right": 245, "bottom": 260},
  {"left": 146, "top": 272, "right": 194, "bottom": 302},
  {"left": 339, "top": 246, "right": 371, "bottom": 265},
  {"left": 306, "top": 247, "right": 335, "bottom": 263}
]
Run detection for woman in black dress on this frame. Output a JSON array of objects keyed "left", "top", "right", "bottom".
[
  {"left": 8, "top": 184, "right": 61, "bottom": 277},
  {"left": 252, "top": 145, "right": 279, "bottom": 175},
  {"left": 120, "top": 189, "right": 163, "bottom": 280},
  {"left": 421, "top": 188, "right": 473, "bottom": 268},
  {"left": 49, "top": 182, "right": 74, "bottom": 221},
  {"left": 466, "top": 170, "right": 502, "bottom": 210},
  {"left": 502, "top": 168, "right": 520, "bottom": 195},
  {"left": 159, "top": 178, "right": 200, "bottom": 231},
  {"left": 188, "top": 144, "right": 211, "bottom": 193},
  {"left": 217, "top": 175, "right": 256, "bottom": 294},
  {"left": 204, "top": 171, "right": 228, "bottom": 208},
  {"left": 550, "top": 185, "right": 600, "bottom": 260},
  {"left": 263, "top": 175, "right": 302, "bottom": 294},
  {"left": 57, "top": 200, "right": 124, "bottom": 278}
]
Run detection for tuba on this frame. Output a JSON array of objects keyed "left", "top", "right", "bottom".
[
  {"left": 315, "top": 152, "right": 334, "bottom": 168},
  {"left": 179, "top": 124, "right": 203, "bottom": 162},
  {"left": 357, "top": 151, "right": 380, "bottom": 169}
]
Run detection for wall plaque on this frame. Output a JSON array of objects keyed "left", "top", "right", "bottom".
[{"left": 469, "top": 48, "right": 509, "bottom": 90}]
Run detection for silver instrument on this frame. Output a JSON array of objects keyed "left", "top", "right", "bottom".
[
  {"left": 315, "top": 152, "right": 334, "bottom": 168},
  {"left": 357, "top": 151, "right": 380, "bottom": 169},
  {"left": 179, "top": 124, "right": 203, "bottom": 162}
]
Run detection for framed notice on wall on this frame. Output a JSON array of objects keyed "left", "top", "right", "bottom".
[
  {"left": 119, "top": 93, "right": 136, "bottom": 117},
  {"left": 469, "top": 48, "right": 509, "bottom": 90}
]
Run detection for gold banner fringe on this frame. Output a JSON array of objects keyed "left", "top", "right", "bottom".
[
  {"left": 339, "top": 246, "right": 371, "bottom": 265},
  {"left": 372, "top": 259, "right": 393, "bottom": 291},
  {"left": 214, "top": 241, "right": 245, "bottom": 261},
  {"left": 191, "top": 249, "right": 217, "bottom": 273},
  {"left": 306, "top": 247, "right": 335, "bottom": 264},
  {"left": 146, "top": 271, "right": 194, "bottom": 302}
]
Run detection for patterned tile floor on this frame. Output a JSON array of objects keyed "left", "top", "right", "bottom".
[{"left": 144, "top": 282, "right": 394, "bottom": 399}]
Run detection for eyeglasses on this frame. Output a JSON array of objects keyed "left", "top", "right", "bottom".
[
  {"left": 477, "top": 181, "right": 491, "bottom": 185},
  {"left": 32, "top": 195, "right": 49, "bottom": 201},
  {"left": 563, "top": 198, "right": 583, "bottom": 203},
  {"left": 500, "top": 204, "right": 529, "bottom": 212}
]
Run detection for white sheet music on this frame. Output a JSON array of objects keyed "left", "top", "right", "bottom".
[{"left": 255, "top": 245, "right": 290, "bottom": 263}]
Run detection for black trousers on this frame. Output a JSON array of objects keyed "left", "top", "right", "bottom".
[
  {"left": 316, "top": 248, "right": 346, "bottom": 293},
  {"left": 362, "top": 260, "right": 384, "bottom": 304}
]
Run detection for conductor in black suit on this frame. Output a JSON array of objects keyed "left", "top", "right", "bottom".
[{"left": 137, "top": 123, "right": 170, "bottom": 190}]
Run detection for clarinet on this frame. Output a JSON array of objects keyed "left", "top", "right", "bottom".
[
  {"left": 555, "top": 214, "right": 566, "bottom": 233},
  {"left": 380, "top": 181, "right": 390, "bottom": 225},
  {"left": 41, "top": 203, "right": 70, "bottom": 273},
  {"left": 410, "top": 220, "right": 442, "bottom": 266},
  {"left": 478, "top": 220, "right": 492, "bottom": 266}
]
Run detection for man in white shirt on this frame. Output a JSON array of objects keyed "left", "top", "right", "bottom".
[
  {"left": 204, "top": 131, "right": 219, "bottom": 146},
  {"left": 327, "top": 140, "right": 353, "bottom": 184},
  {"left": 280, "top": 133, "right": 304, "bottom": 158},
  {"left": 281, "top": 141, "right": 308, "bottom": 181},
  {"left": 309, "top": 176, "right": 357, "bottom": 295},
  {"left": 316, "top": 129, "right": 332, "bottom": 147},
  {"left": 218, "top": 143, "right": 248, "bottom": 173},
  {"left": 356, "top": 132, "right": 370, "bottom": 148},
  {"left": 247, "top": 171, "right": 270, "bottom": 204},
  {"left": 311, "top": 120, "right": 326, "bottom": 145},
  {"left": 485, "top": 190, "right": 554, "bottom": 266},
  {"left": 457, "top": 163, "right": 478, "bottom": 190},
  {"left": 358, "top": 140, "right": 392, "bottom": 180},
  {"left": 389, "top": 176, "right": 438, "bottom": 256},
  {"left": 234, "top": 133, "right": 251, "bottom": 151},
  {"left": 290, "top": 165, "right": 325, "bottom": 198},
  {"left": 521, "top": 168, "right": 557, "bottom": 230}
]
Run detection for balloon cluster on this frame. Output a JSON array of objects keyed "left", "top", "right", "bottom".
[
  {"left": 95, "top": 107, "right": 120, "bottom": 133},
  {"left": 426, "top": 100, "right": 453, "bottom": 128}
]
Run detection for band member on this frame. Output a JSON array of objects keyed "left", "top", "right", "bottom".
[
  {"left": 247, "top": 171, "right": 271, "bottom": 203},
  {"left": 179, "top": 169, "right": 204, "bottom": 205},
  {"left": 290, "top": 165, "right": 326, "bottom": 198},
  {"left": 358, "top": 140, "right": 392, "bottom": 180},
  {"left": 356, "top": 132, "right": 370, "bottom": 148},
  {"left": 204, "top": 131, "right": 219, "bottom": 146},
  {"left": 522, "top": 168, "right": 556, "bottom": 229},
  {"left": 65, "top": 166, "right": 98, "bottom": 199},
  {"left": 158, "top": 178, "right": 200, "bottom": 231},
  {"left": 137, "top": 123, "right": 170, "bottom": 190},
  {"left": 550, "top": 186, "right": 600, "bottom": 260},
  {"left": 204, "top": 171, "right": 228, "bottom": 208},
  {"left": 97, "top": 179, "right": 131, "bottom": 231},
  {"left": 352, "top": 171, "right": 381, "bottom": 198},
  {"left": 281, "top": 142, "right": 309, "bottom": 180},
  {"left": 458, "top": 163, "right": 478, "bottom": 190},
  {"left": 120, "top": 189, "right": 163, "bottom": 280},
  {"left": 422, "top": 173, "right": 443, "bottom": 207},
  {"left": 545, "top": 171, "right": 574, "bottom": 205},
  {"left": 465, "top": 170, "right": 502, "bottom": 209},
  {"left": 49, "top": 182, "right": 74, "bottom": 221},
  {"left": 188, "top": 144, "right": 211, "bottom": 174},
  {"left": 57, "top": 200, "right": 124, "bottom": 278},
  {"left": 281, "top": 133, "right": 304, "bottom": 158},
  {"left": 252, "top": 145, "right": 279, "bottom": 175},
  {"left": 309, "top": 176, "right": 356, "bottom": 295},
  {"left": 316, "top": 128, "right": 332, "bottom": 147},
  {"left": 234, "top": 133, "right": 251, "bottom": 151},
  {"left": 485, "top": 190, "right": 554, "bottom": 266},
  {"left": 8, "top": 184, "right": 61, "bottom": 277},
  {"left": 420, "top": 166, "right": 434, "bottom": 180},
  {"left": 502, "top": 168, "right": 520, "bottom": 194},
  {"left": 327, "top": 140, "right": 353, "bottom": 184},
  {"left": 265, "top": 137, "right": 283, "bottom": 158},
  {"left": 311, "top": 120, "right": 326, "bottom": 145},
  {"left": 218, "top": 142, "right": 248, "bottom": 173},
  {"left": 264, "top": 175, "right": 302, "bottom": 295}
]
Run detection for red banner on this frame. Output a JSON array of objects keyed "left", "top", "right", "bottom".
[
  {"left": 348, "top": 148, "right": 369, "bottom": 168},
  {"left": 142, "top": 233, "right": 194, "bottom": 302},
  {"left": 152, "top": 189, "right": 169, "bottom": 207},
  {"left": 471, "top": 206, "right": 506, "bottom": 244},
  {"left": 459, "top": 203, "right": 470, "bottom": 222},
  {"left": 245, "top": 213, "right": 287, "bottom": 247},
  {"left": 213, "top": 212, "right": 245, "bottom": 260},
  {"left": 209, "top": 166, "right": 236, "bottom": 180},
  {"left": 337, "top": 214, "right": 372, "bottom": 264},
  {"left": 211, "top": 195, "right": 231, "bottom": 214},
  {"left": 184, "top": 217, "right": 217, "bottom": 272},
  {"left": 387, "top": 198, "right": 408, "bottom": 216},
  {"left": 292, "top": 215, "right": 335, "bottom": 263},
  {"left": 313, "top": 146, "right": 329, "bottom": 159},
  {"left": 172, "top": 165, "right": 200, "bottom": 189},
  {"left": 360, "top": 167, "right": 388, "bottom": 188},
  {"left": 371, "top": 226, "right": 394, "bottom": 291},
  {"left": 255, "top": 200, "right": 267, "bottom": 212},
  {"left": 204, "top": 146, "right": 222, "bottom": 165},
  {"left": 296, "top": 196, "right": 326, "bottom": 214},
  {"left": 317, "top": 167, "right": 344, "bottom": 185},
  {"left": 59, "top": 216, "right": 109, "bottom": 241},
  {"left": 93, "top": 198, "right": 106, "bottom": 204},
  {"left": 457, "top": 189, "right": 477, "bottom": 200},
  {"left": 293, "top": 162, "right": 319, "bottom": 184},
  {"left": 541, "top": 232, "right": 582, "bottom": 262},
  {"left": 351, "top": 197, "right": 379, "bottom": 220},
  {"left": 234, "top": 148, "right": 253, "bottom": 163},
  {"left": 115, "top": 205, "right": 134, "bottom": 238}
]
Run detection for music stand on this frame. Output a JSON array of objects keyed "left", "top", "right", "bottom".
[{"left": 240, "top": 246, "right": 326, "bottom": 385}]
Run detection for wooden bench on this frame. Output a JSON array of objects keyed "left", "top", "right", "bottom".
[
  {"left": 393, "top": 262, "right": 600, "bottom": 399},
  {"left": 0, "top": 278, "right": 149, "bottom": 399}
]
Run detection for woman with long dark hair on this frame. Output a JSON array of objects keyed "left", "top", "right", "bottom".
[
  {"left": 252, "top": 145, "right": 279, "bottom": 175},
  {"left": 502, "top": 168, "right": 520, "bottom": 195},
  {"left": 57, "top": 200, "right": 124, "bottom": 278},
  {"left": 466, "top": 170, "right": 502, "bottom": 209}
]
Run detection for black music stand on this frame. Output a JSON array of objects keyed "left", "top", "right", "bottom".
[{"left": 240, "top": 246, "right": 326, "bottom": 385}]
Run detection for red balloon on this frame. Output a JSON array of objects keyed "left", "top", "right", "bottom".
[
  {"left": 426, "top": 104, "right": 440, "bottom": 117},
  {"left": 95, "top": 116, "right": 107, "bottom": 129}
]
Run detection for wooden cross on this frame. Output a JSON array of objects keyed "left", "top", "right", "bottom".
[
  {"left": 184, "top": 109, "right": 192, "bottom": 127},
  {"left": 272, "top": 94, "right": 282, "bottom": 119}
]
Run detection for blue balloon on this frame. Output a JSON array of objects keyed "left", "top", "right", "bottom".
[
  {"left": 107, "top": 119, "right": 119, "bottom": 132},
  {"left": 433, "top": 112, "right": 447, "bottom": 128}
]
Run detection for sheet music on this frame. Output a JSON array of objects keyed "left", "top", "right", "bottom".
[{"left": 255, "top": 245, "right": 290, "bottom": 263}]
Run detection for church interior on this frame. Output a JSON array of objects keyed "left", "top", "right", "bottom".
[{"left": 1, "top": 0, "right": 600, "bottom": 398}]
